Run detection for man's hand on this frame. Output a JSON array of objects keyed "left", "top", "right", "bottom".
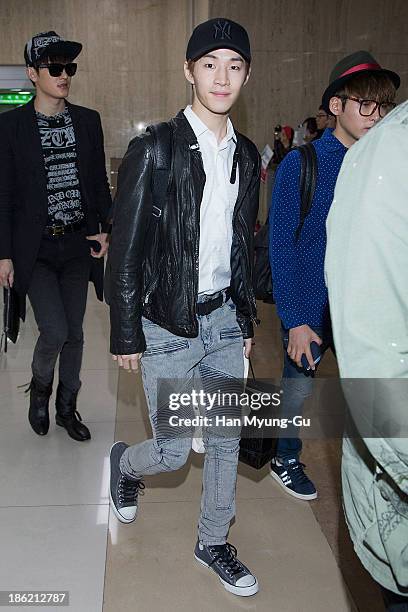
[
  {"left": 0, "top": 259, "right": 14, "bottom": 288},
  {"left": 244, "top": 338, "right": 253, "bottom": 359},
  {"left": 287, "top": 325, "right": 322, "bottom": 370},
  {"left": 112, "top": 353, "right": 142, "bottom": 373},
  {"left": 86, "top": 232, "right": 109, "bottom": 258}
]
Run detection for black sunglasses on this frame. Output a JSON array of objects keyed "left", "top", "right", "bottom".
[
  {"left": 37, "top": 62, "right": 77, "bottom": 77},
  {"left": 339, "top": 95, "right": 396, "bottom": 118}
]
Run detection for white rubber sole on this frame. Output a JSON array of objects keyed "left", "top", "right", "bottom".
[
  {"left": 270, "top": 469, "right": 317, "bottom": 500},
  {"left": 109, "top": 488, "right": 138, "bottom": 523},
  {"left": 194, "top": 554, "right": 259, "bottom": 597}
]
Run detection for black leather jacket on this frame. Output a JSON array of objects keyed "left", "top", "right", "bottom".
[{"left": 109, "top": 111, "right": 260, "bottom": 355}]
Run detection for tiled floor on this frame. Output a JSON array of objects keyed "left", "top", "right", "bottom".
[
  {"left": 0, "top": 293, "right": 383, "bottom": 611},
  {"left": 0, "top": 291, "right": 115, "bottom": 612}
]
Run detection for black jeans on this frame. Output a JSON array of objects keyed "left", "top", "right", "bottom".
[{"left": 27, "top": 231, "right": 91, "bottom": 393}]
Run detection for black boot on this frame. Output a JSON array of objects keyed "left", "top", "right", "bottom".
[
  {"left": 28, "top": 377, "right": 52, "bottom": 436},
  {"left": 55, "top": 382, "right": 91, "bottom": 442}
]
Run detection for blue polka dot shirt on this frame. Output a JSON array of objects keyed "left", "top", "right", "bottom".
[{"left": 269, "top": 128, "right": 347, "bottom": 330}]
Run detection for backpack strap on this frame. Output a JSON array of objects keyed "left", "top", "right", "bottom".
[
  {"left": 295, "top": 142, "right": 318, "bottom": 242},
  {"left": 146, "top": 121, "right": 173, "bottom": 220}
]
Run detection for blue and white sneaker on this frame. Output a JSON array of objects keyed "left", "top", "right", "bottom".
[{"left": 270, "top": 457, "right": 317, "bottom": 500}]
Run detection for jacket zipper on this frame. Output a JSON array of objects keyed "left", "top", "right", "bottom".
[
  {"left": 144, "top": 255, "right": 163, "bottom": 304},
  {"left": 190, "top": 145, "right": 203, "bottom": 316}
]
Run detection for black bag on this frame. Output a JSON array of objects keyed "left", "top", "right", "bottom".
[
  {"left": 253, "top": 143, "right": 318, "bottom": 302},
  {"left": 1, "top": 287, "right": 20, "bottom": 353},
  {"left": 146, "top": 121, "right": 173, "bottom": 211},
  {"left": 104, "top": 121, "right": 173, "bottom": 305},
  {"left": 253, "top": 224, "right": 273, "bottom": 301},
  {"left": 239, "top": 359, "right": 279, "bottom": 469}
]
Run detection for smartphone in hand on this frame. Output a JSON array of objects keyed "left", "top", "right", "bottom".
[
  {"left": 88, "top": 240, "right": 101, "bottom": 253},
  {"left": 301, "top": 341, "right": 321, "bottom": 371}
]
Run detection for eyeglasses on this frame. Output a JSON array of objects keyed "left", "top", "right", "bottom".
[
  {"left": 37, "top": 62, "right": 77, "bottom": 77},
  {"left": 339, "top": 95, "right": 396, "bottom": 118}
]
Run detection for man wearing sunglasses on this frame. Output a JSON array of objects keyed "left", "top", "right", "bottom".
[
  {"left": 268, "top": 51, "right": 399, "bottom": 501},
  {"left": 0, "top": 31, "right": 111, "bottom": 441}
]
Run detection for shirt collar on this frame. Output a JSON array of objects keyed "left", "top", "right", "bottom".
[
  {"left": 321, "top": 127, "right": 348, "bottom": 152},
  {"left": 183, "top": 105, "right": 236, "bottom": 145},
  {"left": 35, "top": 106, "right": 69, "bottom": 121}
]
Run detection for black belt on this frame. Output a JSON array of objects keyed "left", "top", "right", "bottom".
[
  {"left": 43, "top": 220, "right": 85, "bottom": 237},
  {"left": 197, "top": 288, "right": 231, "bottom": 316}
]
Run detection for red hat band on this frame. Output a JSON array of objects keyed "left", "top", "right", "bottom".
[{"left": 340, "top": 62, "right": 381, "bottom": 78}]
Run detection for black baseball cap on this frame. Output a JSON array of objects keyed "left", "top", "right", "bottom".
[
  {"left": 24, "top": 31, "right": 82, "bottom": 66},
  {"left": 186, "top": 18, "right": 251, "bottom": 64},
  {"left": 322, "top": 50, "right": 400, "bottom": 112}
]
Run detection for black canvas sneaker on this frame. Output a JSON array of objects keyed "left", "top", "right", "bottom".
[
  {"left": 109, "top": 442, "right": 145, "bottom": 523},
  {"left": 194, "top": 541, "right": 259, "bottom": 597}
]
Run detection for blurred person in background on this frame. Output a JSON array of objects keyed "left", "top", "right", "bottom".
[
  {"left": 273, "top": 124, "right": 294, "bottom": 164},
  {"left": 302, "top": 116, "right": 319, "bottom": 142},
  {"left": 315, "top": 104, "right": 331, "bottom": 137}
]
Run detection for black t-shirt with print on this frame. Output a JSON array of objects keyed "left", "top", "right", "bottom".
[{"left": 36, "top": 107, "right": 85, "bottom": 227}]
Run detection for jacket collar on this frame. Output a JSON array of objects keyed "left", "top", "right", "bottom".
[
  {"left": 170, "top": 109, "right": 255, "bottom": 215},
  {"left": 172, "top": 110, "right": 255, "bottom": 210},
  {"left": 64, "top": 101, "right": 85, "bottom": 177},
  {"left": 174, "top": 109, "right": 252, "bottom": 163},
  {"left": 173, "top": 109, "right": 200, "bottom": 147},
  {"left": 21, "top": 97, "right": 80, "bottom": 123},
  {"left": 20, "top": 99, "right": 47, "bottom": 193},
  {"left": 183, "top": 105, "right": 236, "bottom": 144}
]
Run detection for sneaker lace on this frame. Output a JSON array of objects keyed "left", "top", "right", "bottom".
[
  {"left": 118, "top": 476, "right": 145, "bottom": 504},
  {"left": 288, "top": 461, "right": 310, "bottom": 484},
  {"left": 209, "top": 543, "right": 243, "bottom": 577}
]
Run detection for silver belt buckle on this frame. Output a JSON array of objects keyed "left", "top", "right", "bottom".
[{"left": 221, "top": 288, "right": 229, "bottom": 304}]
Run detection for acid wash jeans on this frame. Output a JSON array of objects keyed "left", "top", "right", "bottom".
[{"left": 120, "top": 295, "right": 245, "bottom": 546}]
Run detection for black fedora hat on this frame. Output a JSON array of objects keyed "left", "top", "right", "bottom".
[{"left": 322, "top": 50, "right": 400, "bottom": 112}]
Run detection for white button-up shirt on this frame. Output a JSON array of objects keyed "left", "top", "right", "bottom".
[{"left": 183, "top": 105, "right": 239, "bottom": 295}]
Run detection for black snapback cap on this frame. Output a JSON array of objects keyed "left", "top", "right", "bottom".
[
  {"left": 24, "top": 31, "right": 82, "bottom": 66},
  {"left": 186, "top": 18, "right": 251, "bottom": 64}
]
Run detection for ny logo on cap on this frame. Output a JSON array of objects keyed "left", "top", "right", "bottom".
[{"left": 213, "top": 20, "right": 232, "bottom": 41}]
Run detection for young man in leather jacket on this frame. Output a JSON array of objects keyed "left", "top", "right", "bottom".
[{"left": 108, "top": 18, "right": 260, "bottom": 597}]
